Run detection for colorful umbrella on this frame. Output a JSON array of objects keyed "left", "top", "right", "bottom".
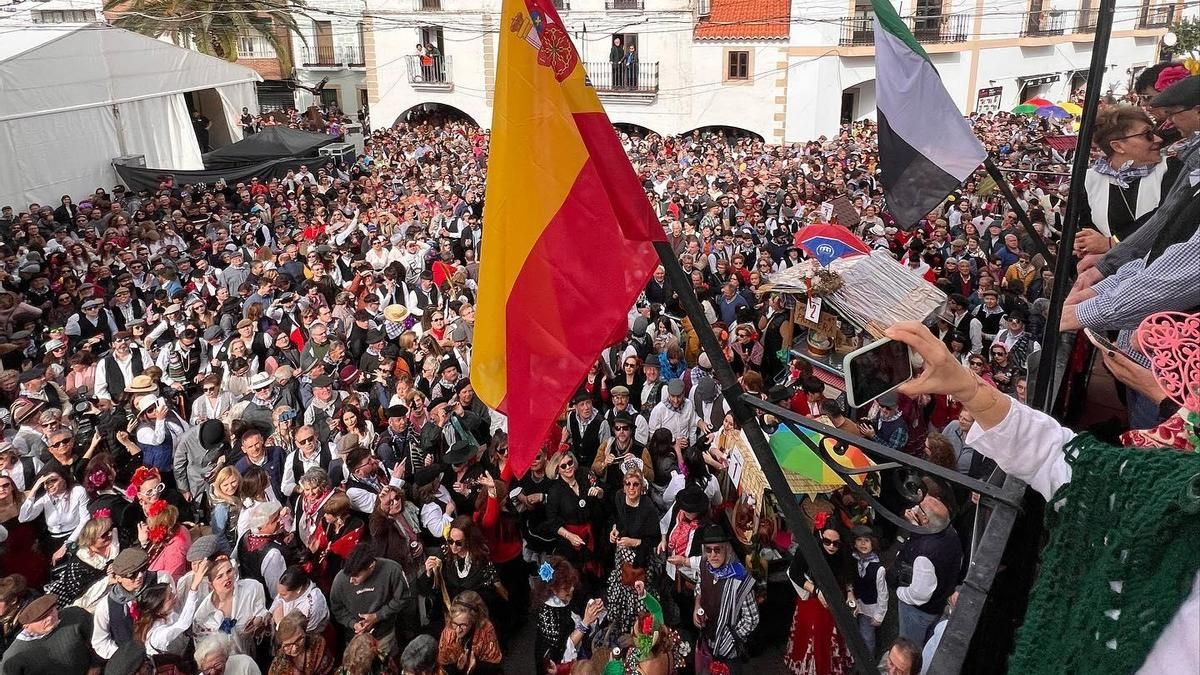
[
  {"left": 794, "top": 222, "right": 870, "bottom": 267},
  {"left": 1056, "top": 101, "right": 1082, "bottom": 116},
  {"left": 1012, "top": 104, "right": 1038, "bottom": 115},
  {"left": 1024, "top": 97, "right": 1053, "bottom": 107},
  {"left": 1036, "top": 105, "right": 1070, "bottom": 119},
  {"left": 769, "top": 425, "right": 873, "bottom": 496}
]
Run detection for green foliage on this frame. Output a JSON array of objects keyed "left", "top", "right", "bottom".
[
  {"left": 1170, "top": 17, "right": 1200, "bottom": 57},
  {"left": 104, "top": 0, "right": 307, "bottom": 73}
]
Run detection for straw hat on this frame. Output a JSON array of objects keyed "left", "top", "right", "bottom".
[{"left": 383, "top": 304, "right": 409, "bottom": 323}]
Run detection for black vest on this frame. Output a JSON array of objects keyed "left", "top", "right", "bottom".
[
  {"left": 107, "top": 595, "right": 134, "bottom": 644},
  {"left": 852, "top": 559, "right": 883, "bottom": 605},
  {"left": 974, "top": 307, "right": 1003, "bottom": 341},
  {"left": 568, "top": 412, "right": 604, "bottom": 468},
  {"left": 75, "top": 313, "right": 112, "bottom": 349},
  {"left": 895, "top": 527, "right": 962, "bottom": 614},
  {"left": 290, "top": 447, "right": 332, "bottom": 492},
  {"left": 236, "top": 534, "right": 285, "bottom": 586},
  {"left": 111, "top": 302, "right": 144, "bottom": 332},
  {"left": 1146, "top": 182, "right": 1200, "bottom": 265},
  {"left": 104, "top": 350, "right": 145, "bottom": 400}
]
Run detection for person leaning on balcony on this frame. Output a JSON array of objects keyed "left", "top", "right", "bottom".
[{"left": 624, "top": 44, "right": 639, "bottom": 90}]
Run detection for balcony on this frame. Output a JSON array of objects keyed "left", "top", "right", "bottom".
[
  {"left": 584, "top": 61, "right": 659, "bottom": 102},
  {"left": 406, "top": 54, "right": 453, "bottom": 90},
  {"left": 302, "top": 44, "right": 339, "bottom": 68},
  {"left": 1021, "top": 9, "right": 1066, "bottom": 37},
  {"left": 838, "top": 13, "right": 969, "bottom": 47},
  {"left": 1138, "top": 3, "right": 1175, "bottom": 28},
  {"left": 342, "top": 45, "right": 365, "bottom": 68},
  {"left": 415, "top": 0, "right": 442, "bottom": 9},
  {"left": 606, "top": 0, "right": 643, "bottom": 9}
]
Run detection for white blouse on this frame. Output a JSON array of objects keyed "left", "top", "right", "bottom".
[
  {"left": 268, "top": 582, "right": 330, "bottom": 632},
  {"left": 145, "top": 591, "right": 200, "bottom": 656},
  {"left": 966, "top": 399, "right": 1200, "bottom": 675},
  {"left": 19, "top": 484, "right": 89, "bottom": 541},
  {"left": 192, "top": 578, "right": 269, "bottom": 656}
]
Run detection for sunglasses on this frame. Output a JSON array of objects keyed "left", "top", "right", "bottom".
[
  {"left": 448, "top": 538, "right": 465, "bottom": 547},
  {"left": 558, "top": 460, "right": 575, "bottom": 470},
  {"left": 49, "top": 438, "right": 71, "bottom": 448},
  {"left": 822, "top": 537, "right": 841, "bottom": 547},
  {"left": 703, "top": 545, "right": 724, "bottom": 554},
  {"left": 1112, "top": 129, "right": 1157, "bottom": 143}
]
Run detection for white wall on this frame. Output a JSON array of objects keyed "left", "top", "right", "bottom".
[{"left": 292, "top": 0, "right": 368, "bottom": 110}]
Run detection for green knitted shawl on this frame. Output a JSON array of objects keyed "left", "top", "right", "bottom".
[{"left": 1009, "top": 434, "right": 1200, "bottom": 674}]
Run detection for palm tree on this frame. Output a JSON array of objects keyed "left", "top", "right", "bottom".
[{"left": 105, "top": 0, "right": 308, "bottom": 73}]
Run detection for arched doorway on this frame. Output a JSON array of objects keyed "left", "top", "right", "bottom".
[
  {"left": 393, "top": 102, "right": 480, "bottom": 128},
  {"left": 681, "top": 125, "right": 765, "bottom": 143},
  {"left": 840, "top": 80, "right": 876, "bottom": 124},
  {"left": 613, "top": 122, "right": 660, "bottom": 138}
]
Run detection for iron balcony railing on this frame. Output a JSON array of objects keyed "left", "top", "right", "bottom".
[
  {"left": 406, "top": 54, "right": 452, "bottom": 86},
  {"left": 302, "top": 44, "right": 338, "bottom": 67},
  {"left": 1021, "top": 9, "right": 1066, "bottom": 37},
  {"left": 838, "top": 12, "right": 970, "bottom": 46},
  {"left": 342, "top": 45, "right": 365, "bottom": 67},
  {"left": 606, "top": 0, "right": 643, "bottom": 9},
  {"left": 1138, "top": 3, "right": 1175, "bottom": 28},
  {"left": 585, "top": 60, "right": 659, "bottom": 94},
  {"left": 415, "top": 0, "right": 441, "bottom": 9}
]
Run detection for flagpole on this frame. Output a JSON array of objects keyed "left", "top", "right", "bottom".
[
  {"left": 982, "top": 158, "right": 1055, "bottom": 266},
  {"left": 1030, "top": 0, "right": 1114, "bottom": 412},
  {"left": 650, "top": 241, "right": 879, "bottom": 674}
]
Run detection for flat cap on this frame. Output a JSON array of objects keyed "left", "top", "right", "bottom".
[
  {"left": 16, "top": 594, "right": 57, "bottom": 625},
  {"left": 1150, "top": 74, "right": 1200, "bottom": 108},
  {"left": 186, "top": 534, "right": 222, "bottom": 562},
  {"left": 111, "top": 547, "right": 149, "bottom": 577}
]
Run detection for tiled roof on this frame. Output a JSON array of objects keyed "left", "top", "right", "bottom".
[{"left": 694, "top": 0, "right": 790, "bottom": 41}]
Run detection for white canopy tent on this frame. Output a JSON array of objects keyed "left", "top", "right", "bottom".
[{"left": 0, "top": 23, "right": 262, "bottom": 210}]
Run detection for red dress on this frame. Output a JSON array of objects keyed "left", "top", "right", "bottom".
[{"left": 784, "top": 592, "right": 853, "bottom": 675}]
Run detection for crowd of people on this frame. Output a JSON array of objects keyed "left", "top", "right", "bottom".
[{"left": 0, "top": 57, "right": 1193, "bottom": 675}]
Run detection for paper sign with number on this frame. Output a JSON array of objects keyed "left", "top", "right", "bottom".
[{"left": 805, "top": 296, "right": 823, "bottom": 323}]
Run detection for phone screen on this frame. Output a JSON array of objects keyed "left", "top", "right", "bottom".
[{"left": 845, "top": 338, "right": 913, "bottom": 408}]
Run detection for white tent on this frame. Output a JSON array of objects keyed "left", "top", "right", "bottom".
[{"left": 0, "top": 23, "right": 262, "bottom": 209}]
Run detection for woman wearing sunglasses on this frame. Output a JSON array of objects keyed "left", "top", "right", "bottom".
[
  {"left": 784, "top": 512, "right": 855, "bottom": 675},
  {"left": 1075, "top": 103, "right": 1178, "bottom": 258},
  {"left": 19, "top": 465, "right": 88, "bottom": 562},
  {"left": 543, "top": 450, "right": 604, "bottom": 585}
]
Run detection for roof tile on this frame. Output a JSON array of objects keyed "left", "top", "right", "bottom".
[{"left": 694, "top": 0, "right": 790, "bottom": 41}]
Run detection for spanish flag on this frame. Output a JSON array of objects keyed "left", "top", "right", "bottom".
[{"left": 475, "top": 0, "right": 664, "bottom": 475}]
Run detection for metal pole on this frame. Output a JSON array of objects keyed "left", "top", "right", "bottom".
[
  {"left": 651, "top": 242, "right": 877, "bottom": 674},
  {"left": 983, "top": 158, "right": 1054, "bottom": 265},
  {"left": 1032, "top": 0, "right": 1116, "bottom": 412}
]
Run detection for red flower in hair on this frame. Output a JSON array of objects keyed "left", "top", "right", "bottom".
[
  {"left": 93, "top": 508, "right": 111, "bottom": 519},
  {"left": 130, "top": 466, "right": 161, "bottom": 491},
  {"left": 147, "top": 500, "right": 167, "bottom": 518},
  {"left": 1157, "top": 64, "right": 1191, "bottom": 93},
  {"left": 711, "top": 662, "right": 731, "bottom": 675},
  {"left": 813, "top": 511, "right": 831, "bottom": 531},
  {"left": 147, "top": 525, "right": 168, "bottom": 543},
  {"left": 639, "top": 613, "right": 654, "bottom": 635}
]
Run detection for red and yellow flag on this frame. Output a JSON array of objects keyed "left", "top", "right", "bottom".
[{"left": 475, "top": 0, "right": 664, "bottom": 476}]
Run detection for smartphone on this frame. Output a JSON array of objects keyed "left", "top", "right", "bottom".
[
  {"left": 842, "top": 337, "right": 914, "bottom": 409},
  {"left": 1083, "top": 328, "right": 1138, "bottom": 360}
]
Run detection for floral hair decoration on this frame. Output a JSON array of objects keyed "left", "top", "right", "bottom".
[{"left": 125, "top": 466, "right": 161, "bottom": 500}]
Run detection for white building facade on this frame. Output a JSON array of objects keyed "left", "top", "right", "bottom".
[
  {"left": 364, "top": 0, "right": 1171, "bottom": 141},
  {"left": 289, "top": 0, "right": 370, "bottom": 113}
]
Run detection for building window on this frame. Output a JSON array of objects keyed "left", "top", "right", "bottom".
[
  {"left": 32, "top": 9, "right": 95, "bottom": 23},
  {"left": 727, "top": 51, "right": 750, "bottom": 80},
  {"left": 237, "top": 30, "right": 277, "bottom": 59}
]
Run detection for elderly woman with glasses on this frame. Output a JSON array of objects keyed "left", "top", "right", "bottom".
[
  {"left": 437, "top": 591, "right": 503, "bottom": 675},
  {"left": 44, "top": 514, "right": 119, "bottom": 607}
]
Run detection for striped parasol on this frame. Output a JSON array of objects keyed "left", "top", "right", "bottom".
[{"left": 769, "top": 424, "right": 873, "bottom": 496}]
